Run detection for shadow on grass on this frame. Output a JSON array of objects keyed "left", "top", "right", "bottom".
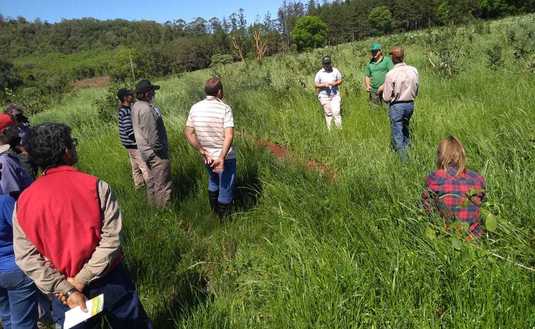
[
  {"left": 172, "top": 165, "right": 200, "bottom": 204},
  {"left": 152, "top": 271, "right": 210, "bottom": 328},
  {"left": 233, "top": 161, "right": 263, "bottom": 213},
  {"left": 127, "top": 256, "right": 210, "bottom": 328}
]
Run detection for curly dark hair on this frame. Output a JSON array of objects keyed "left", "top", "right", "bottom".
[{"left": 28, "top": 123, "right": 74, "bottom": 170}]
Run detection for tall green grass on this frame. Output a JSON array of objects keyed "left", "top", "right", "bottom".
[{"left": 33, "top": 15, "right": 534, "bottom": 328}]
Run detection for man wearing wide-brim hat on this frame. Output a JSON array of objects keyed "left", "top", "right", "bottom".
[
  {"left": 131, "top": 79, "right": 172, "bottom": 207},
  {"left": 364, "top": 42, "right": 394, "bottom": 108}
]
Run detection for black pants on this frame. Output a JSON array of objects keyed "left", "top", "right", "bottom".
[{"left": 52, "top": 264, "right": 152, "bottom": 329}]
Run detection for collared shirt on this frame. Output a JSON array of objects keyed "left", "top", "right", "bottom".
[
  {"left": 186, "top": 96, "right": 235, "bottom": 160},
  {"left": 315, "top": 68, "right": 342, "bottom": 97},
  {"left": 131, "top": 100, "right": 169, "bottom": 161},
  {"left": 422, "top": 167, "right": 486, "bottom": 233},
  {"left": 382, "top": 63, "right": 419, "bottom": 103},
  {"left": 365, "top": 56, "right": 394, "bottom": 93}
]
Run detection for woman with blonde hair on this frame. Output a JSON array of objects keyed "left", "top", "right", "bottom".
[{"left": 422, "top": 136, "right": 486, "bottom": 236}]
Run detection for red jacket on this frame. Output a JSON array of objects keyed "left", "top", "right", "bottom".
[{"left": 17, "top": 166, "right": 101, "bottom": 277}]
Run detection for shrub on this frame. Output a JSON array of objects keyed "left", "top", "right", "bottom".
[
  {"left": 368, "top": 6, "right": 393, "bottom": 35},
  {"left": 425, "top": 27, "right": 463, "bottom": 78},
  {"left": 210, "top": 54, "right": 234, "bottom": 67},
  {"left": 94, "top": 82, "right": 123, "bottom": 123},
  {"left": 486, "top": 45, "right": 504, "bottom": 70},
  {"left": 0, "top": 59, "right": 22, "bottom": 100},
  {"left": 291, "top": 16, "right": 328, "bottom": 51}
]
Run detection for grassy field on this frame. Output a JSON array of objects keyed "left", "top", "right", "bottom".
[{"left": 32, "top": 15, "right": 534, "bottom": 328}]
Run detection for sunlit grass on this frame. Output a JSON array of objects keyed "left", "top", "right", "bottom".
[{"left": 34, "top": 14, "right": 535, "bottom": 329}]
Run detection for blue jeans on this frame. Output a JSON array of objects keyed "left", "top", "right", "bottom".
[
  {"left": 389, "top": 102, "right": 414, "bottom": 155},
  {"left": 51, "top": 264, "right": 152, "bottom": 329},
  {"left": 207, "top": 158, "right": 236, "bottom": 204},
  {"left": 0, "top": 269, "right": 39, "bottom": 329}
]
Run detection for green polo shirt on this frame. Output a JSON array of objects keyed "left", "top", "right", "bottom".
[{"left": 365, "top": 56, "right": 394, "bottom": 93}]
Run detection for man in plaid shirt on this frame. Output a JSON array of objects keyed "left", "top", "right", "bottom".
[{"left": 422, "top": 136, "right": 486, "bottom": 236}]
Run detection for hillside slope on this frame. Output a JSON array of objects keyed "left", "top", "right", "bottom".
[{"left": 33, "top": 15, "right": 535, "bottom": 328}]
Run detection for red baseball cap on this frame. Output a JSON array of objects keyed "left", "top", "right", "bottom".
[{"left": 0, "top": 113, "right": 15, "bottom": 132}]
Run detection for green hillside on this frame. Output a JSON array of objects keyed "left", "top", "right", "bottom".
[{"left": 32, "top": 15, "right": 534, "bottom": 328}]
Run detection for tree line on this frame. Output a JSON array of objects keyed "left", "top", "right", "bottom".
[{"left": 0, "top": 0, "right": 533, "bottom": 111}]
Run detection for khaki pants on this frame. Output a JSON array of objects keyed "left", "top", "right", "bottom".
[
  {"left": 127, "top": 149, "right": 150, "bottom": 189},
  {"left": 146, "top": 156, "right": 172, "bottom": 208},
  {"left": 319, "top": 94, "right": 342, "bottom": 129}
]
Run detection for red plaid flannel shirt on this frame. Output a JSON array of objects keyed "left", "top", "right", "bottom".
[{"left": 422, "top": 167, "right": 486, "bottom": 233}]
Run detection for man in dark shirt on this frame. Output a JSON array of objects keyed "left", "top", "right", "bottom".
[
  {"left": 0, "top": 126, "right": 33, "bottom": 199},
  {"left": 117, "top": 88, "right": 149, "bottom": 189},
  {"left": 5, "top": 104, "right": 36, "bottom": 177}
]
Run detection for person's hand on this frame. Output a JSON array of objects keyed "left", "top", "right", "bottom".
[
  {"left": 67, "top": 291, "right": 88, "bottom": 312},
  {"left": 67, "top": 277, "right": 85, "bottom": 292},
  {"left": 200, "top": 149, "right": 213, "bottom": 166},
  {"left": 55, "top": 289, "right": 88, "bottom": 312},
  {"left": 211, "top": 158, "right": 224, "bottom": 174},
  {"left": 376, "top": 85, "right": 384, "bottom": 95},
  {"left": 55, "top": 292, "right": 67, "bottom": 304}
]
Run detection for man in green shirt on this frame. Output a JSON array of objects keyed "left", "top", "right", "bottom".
[{"left": 364, "top": 42, "right": 394, "bottom": 107}]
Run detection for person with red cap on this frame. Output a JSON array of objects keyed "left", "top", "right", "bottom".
[
  {"left": 13, "top": 123, "right": 152, "bottom": 328},
  {"left": 0, "top": 114, "right": 15, "bottom": 132}
]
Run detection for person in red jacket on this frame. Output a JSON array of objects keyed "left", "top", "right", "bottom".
[{"left": 12, "top": 123, "right": 152, "bottom": 329}]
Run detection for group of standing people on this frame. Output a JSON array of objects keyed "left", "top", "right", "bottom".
[
  {"left": 315, "top": 43, "right": 419, "bottom": 161},
  {"left": 118, "top": 80, "right": 172, "bottom": 208},
  {"left": 0, "top": 102, "right": 153, "bottom": 328},
  {"left": 315, "top": 43, "right": 485, "bottom": 237},
  {"left": 118, "top": 77, "right": 236, "bottom": 218},
  {"left": 0, "top": 41, "right": 486, "bottom": 329}
]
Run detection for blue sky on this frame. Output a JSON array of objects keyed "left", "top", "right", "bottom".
[{"left": 0, "top": 0, "right": 282, "bottom": 23}]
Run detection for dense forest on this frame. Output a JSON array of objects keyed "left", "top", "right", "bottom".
[{"left": 0, "top": 0, "right": 534, "bottom": 111}]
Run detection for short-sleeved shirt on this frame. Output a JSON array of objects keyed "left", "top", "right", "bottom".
[
  {"left": 0, "top": 146, "right": 32, "bottom": 198},
  {"left": 365, "top": 56, "right": 394, "bottom": 93},
  {"left": 186, "top": 96, "right": 235, "bottom": 160},
  {"left": 315, "top": 68, "right": 342, "bottom": 97}
]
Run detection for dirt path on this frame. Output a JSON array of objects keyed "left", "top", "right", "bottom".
[
  {"left": 72, "top": 76, "right": 111, "bottom": 90},
  {"left": 256, "top": 139, "right": 336, "bottom": 182}
]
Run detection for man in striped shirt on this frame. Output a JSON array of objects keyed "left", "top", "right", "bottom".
[
  {"left": 117, "top": 88, "right": 149, "bottom": 189},
  {"left": 184, "top": 78, "right": 235, "bottom": 219}
]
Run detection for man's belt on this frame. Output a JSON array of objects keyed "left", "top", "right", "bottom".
[{"left": 390, "top": 100, "right": 414, "bottom": 105}]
